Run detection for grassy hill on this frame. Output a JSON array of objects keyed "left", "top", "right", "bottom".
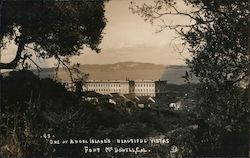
[{"left": 36, "top": 62, "right": 197, "bottom": 84}]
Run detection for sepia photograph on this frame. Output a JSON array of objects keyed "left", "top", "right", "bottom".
[{"left": 0, "top": 0, "right": 249, "bottom": 157}]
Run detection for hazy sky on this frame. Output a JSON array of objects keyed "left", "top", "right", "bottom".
[
  {"left": 1, "top": 0, "right": 191, "bottom": 67},
  {"left": 71, "top": 0, "right": 190, "bottom": 66}
]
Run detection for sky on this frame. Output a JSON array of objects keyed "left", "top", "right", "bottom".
[{"left": 1, "top": 0, "right": 191, "bottom": 67}]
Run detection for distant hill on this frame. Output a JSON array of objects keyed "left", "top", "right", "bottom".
[{"left": 36, "top": 62, "right": 197, "bottom": 85}]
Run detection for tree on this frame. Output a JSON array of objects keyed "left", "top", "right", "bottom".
[
  {"left": 0, "top": 0, "right": 107, "bottom": 70},
  {"left": 0, "top": 1, "right": 107, "bottom": 156},
  {"left": 130, "top": 0, "right": 248, "bottom": 156}
]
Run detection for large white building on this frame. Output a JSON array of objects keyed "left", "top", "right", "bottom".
[
  {"left": 85, "top": 80, "right": 130, "bottom": 94},
  {"left": 84, "top": 80, "right": 167, "bottom": 97}
]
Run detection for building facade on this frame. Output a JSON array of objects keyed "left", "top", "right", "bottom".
[
  {"left": 133, "top": 80, "right": 155, "bottom": 96},
  {"left": 84, "top": 80, "right": 167, "bottom": 97},
  {"left": 85, "top": 80, "right": 130, "bottom": 94}
]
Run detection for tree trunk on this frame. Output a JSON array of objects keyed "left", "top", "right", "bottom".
[
  {"left": 0, "top": 0, "right": 26, "bottom": 70},
  {"left": 0, "top": 41, "right": 25, "bottom": 69}
]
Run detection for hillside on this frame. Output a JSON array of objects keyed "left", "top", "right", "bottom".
[{"left": 38, "top": 62, "right": 196, "bottom": 85}]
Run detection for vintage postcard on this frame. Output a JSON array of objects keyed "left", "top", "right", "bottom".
[{"left": 0, "top": 0, "right": 248, "bottom": 157}]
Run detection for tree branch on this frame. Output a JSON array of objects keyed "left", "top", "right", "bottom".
[
  {"left": 27, "top": 56, "right": 41, "bottom": 72},
  {"left": 0, "top": 41, "right": 25, "bottom": 69},
  {"left": 232, "top": 73, "right": 248, "bottom": 85},
  {"left": 56, "top": 56, "right": 74, "bottom": 82}
]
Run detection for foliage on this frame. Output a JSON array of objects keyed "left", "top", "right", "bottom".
[
  {"left": 130, "top": 0, "right": 249, "bottom": 157},
  {"left": 0, "top": 70, "right": 77, "bottom": 157},
  {"left": 0, "top": 0, "right": 107, "bottom": 70},
  {"left": 0, "top": 71, "right": 190, "bottom": 157}
]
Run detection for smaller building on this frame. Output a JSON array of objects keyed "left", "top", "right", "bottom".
[
  {"left": 134, "top": 80, "right": 155, "bottom": 97},
  {"left": 169, "top": 101, "right": 182, "bottom": 110},
  {"left": 137, "top": 96, "right": 156, "bottom": 108},
  {"left": 82, "top": 91, "right": 112, "bottom": 104}
]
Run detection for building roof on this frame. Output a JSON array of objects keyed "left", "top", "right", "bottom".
[
  {"left": 137, "top": 96, "right": 156, "bottom": 104},
  {"left": 109, "top": 93, "right": 129, "bottom": 103},
  {"left": 86, "top": 80, "right": 129, "bottom": 83},
  {"left": 85, "top": 79, "right": 167, "bottom": 83},
  {"left": 124, "top": 93, "right": 140, "bottom": 102}
]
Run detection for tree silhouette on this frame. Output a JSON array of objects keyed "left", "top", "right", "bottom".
[
  {"left": 0, "top": 0, "right": 107, "bottom": 70},
  {"left": 130, "top": 0, "right": 248, "bottom": 156}
]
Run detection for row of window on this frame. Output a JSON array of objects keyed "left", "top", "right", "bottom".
[
  {"left": 88, "top": 88, "right": 155, "bottom": 93},
  {"left": 87, "top": 83, "right": 155, "bottom": 88},
  {"left": 135, "top": 83, "right": 154, "bottom": 87},
  {"left": 89, "top": 88, "right": 121, "bottom": 92},
  {"left": 134, "top": 89, "right": 154, "bottom": 92},
  {"left": 88, "top": 83, "right": 121, "bottom": 87}
]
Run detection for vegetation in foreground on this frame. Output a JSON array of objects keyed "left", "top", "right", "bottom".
[{"left": 0, "top": 70, "right": 248, "bottom": 158}]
